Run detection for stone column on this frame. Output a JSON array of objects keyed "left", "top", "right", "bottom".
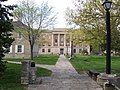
[
  {"left": 51, "top": 34, "right": 54, "bottom": 47},
  {"left": 64, "top": 34, "right": 66, "bottom": 54},
  {"left": 58, "top": 34, "right": 60, "bottom": 47},
  {"left": 64, "top": 34, "right": 66, "bottom": 47},
  {"left": 21, "top": 60, "right": 30, "bottom": 85},
  {"left": 29, "top": 62, "right": 37, "bottom": 84}
]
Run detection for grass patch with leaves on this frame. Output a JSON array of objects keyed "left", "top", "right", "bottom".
[
  {"left": 70, "top": 55, "right": 120, "bottom": 76},
  {"left": 0, "top": 63, "right": 52, "bottom": 90}
]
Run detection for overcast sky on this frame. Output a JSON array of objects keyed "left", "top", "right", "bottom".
[{"left": 3, "top": 0, "right": 73, "bottom": 28}]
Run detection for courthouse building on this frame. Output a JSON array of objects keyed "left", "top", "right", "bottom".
[
  {"left": 5, "top": 21, "right": 90, "bottom": 58},
  {"left": 39, "top": 28, "right": 90, "bottom": 55}
]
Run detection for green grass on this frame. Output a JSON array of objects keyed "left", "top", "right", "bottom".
[
  {"left": 33, "top": 54, "right": 59, "bottom": 65},
  {"left": 37, "top": 67, "right": 52, "bottom": 77},
  {"left": 0, "top": 63, "right": 52, "bottom": 90},
  {"left": 0, "top": 63, "right": 24, "bottom": 90},
  {"left": 4, "top": 54, "right": 59, "bottom": 65},
  {"left": 70, "top": 55, "right": 120, "bottom": 76}
]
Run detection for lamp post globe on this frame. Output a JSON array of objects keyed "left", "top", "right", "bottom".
[{"left": 102, "top": 0, "right": 112, "bottom": 10}]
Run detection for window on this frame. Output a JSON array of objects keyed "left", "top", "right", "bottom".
[
  {"left": 60, "top": 34, "right": 64, "bottom": 42},
  {"left": 42, "top": 44, "right": 45, "bottom": 46},
  {"left": 66, "top": 43, "right": 70, "bottom": 46},
  {"left": 17, "top": 45, "right": 22, "bottom": 52},
  {"left": 48, "top": 49, "right": 51, "bottom": 52},
  {"left": 74, "top": 49, "right": 76, "bottom": 53},
  {"left": 79, "top": 49, "right": 82, "bottom": 53},
  {"left": 54, "top": 34, "right": 58, "bottom": 43},
  {"left": 15, "top": 45, "right": 24, "bottom": 53},
  {"left": 60, "top": 34, "right": 64, "bottom": 46},
  {"left": 48, "top": 44, "right": 51, "bottom": 46},
  {"left": 73, "top": 45, "right": 76, "bottom": 47},
  {"left": 48, "top": 43, "right": 51, "bottom": 46},
  {"left": 55, "top": 39, "right": 58, "bottom": 43},
  {"left": 42, "top": 49, "right": 45, "bottom": 52},
  {"left": 54, "top": 34, "right": 58, "bottom": 46}
]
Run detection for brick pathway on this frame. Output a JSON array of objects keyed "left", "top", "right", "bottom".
[{"left": 28, "top": 55, "right": 102, "bottom": 90}]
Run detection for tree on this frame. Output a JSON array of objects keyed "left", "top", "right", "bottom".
[
  {"left": 0, "top": 0, "right": 15, "bottom": 76},
  {"left": 66, "top": 0, "right": 120, "bottom": 54},
  {"left": 13, "top": 0, "right": 57, "bottom": 60},
  {"left": 111, "top": 28, "right": 120, "bottom": 55},
  {"left": 66, "top": 28, "right": 91, "bottom": 56}
]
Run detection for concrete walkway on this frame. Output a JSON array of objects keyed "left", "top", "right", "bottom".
[{"left": 28, "top": 55, "right": 102, "bottom": 90}]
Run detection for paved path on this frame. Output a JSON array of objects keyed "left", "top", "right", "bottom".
[{"left": 28, "top": 55, "right": 102, "bottom": 90}]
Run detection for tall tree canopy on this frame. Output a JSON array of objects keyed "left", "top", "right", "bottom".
[
  {"left": 66, "top": 0, "right": 120, "bottom": 54},
  {"left": 0, "top": 0, "right": 15, "bottom": 76},
  {"left": 13, "top": 0, "right": 57, "bottom": 60}
]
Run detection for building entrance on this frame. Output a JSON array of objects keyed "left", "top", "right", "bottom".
[{"left": 60, "top": 48, "right": 64, "bottom": 54}]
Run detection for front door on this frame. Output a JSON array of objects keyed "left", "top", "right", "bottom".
[{"left": 60, "top": 48, "right": 64, "bottom": 54}]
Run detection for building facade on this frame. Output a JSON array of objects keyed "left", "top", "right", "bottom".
[
  {"left": 38, "top": 28, "right": 90, "bottom": 55},
  {"left": 5, "top": 28, "right": 90, "bottom": 58}
]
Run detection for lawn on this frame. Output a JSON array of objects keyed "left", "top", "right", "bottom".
[
  {"left": 33, "top": 54, "right": 59, "bottom": 65},
  {"left": 4, "top": 54, "right": 59, "bottom": 65},
  {"left": 0, "top": 63, "right": 52, "bottom": 90},
  {"left": 70, "top": 55, "right": 120, "bottom": 76}
]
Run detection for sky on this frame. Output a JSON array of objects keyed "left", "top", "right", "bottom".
[{"left": 3, "top": 0, "right": 73, "bottom": 28}]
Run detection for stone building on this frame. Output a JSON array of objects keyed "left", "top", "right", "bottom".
[
  {"left": 39, "top": 28, "right": 90, "bottom": 55},
  {"left": 5, "top": 22, "right": 90, "bottom": 58},
  {"left": 5, "top": 21, "right": 39, "bottom": 58},
  {"left": 5, "top": 31, "right": 39, "bottom": 58}
]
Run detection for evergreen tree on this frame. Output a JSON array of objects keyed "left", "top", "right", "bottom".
[{"left": 0, "top": 0, "right": 15, "bottom": 76}]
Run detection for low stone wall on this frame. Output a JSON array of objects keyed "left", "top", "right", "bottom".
[
  {"left": 97, "top": 73, "right": 118, "bottom": 90},
  {"left": 88, "top": 71, "right": 119, "bottom": 90}
]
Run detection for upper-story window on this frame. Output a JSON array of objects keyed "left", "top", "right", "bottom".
[
  {"left": 55, "top": 39, "right": 58, "bottom": 43},
  {"left": 60, "top": 34, "right": 64, "bottom": 42},
  {"left": 48, "top": 44, "right": 51, "bottom": 46},
  {"left": 54, "top": 34, "right": 58, "bottom": 42},
  {"left": 42, "top": 44, "right": 45, "bottom": 46},
  {"left": 54, "top": 34, "right": 58, "bottom": 46},
  {"left": 60, "top": 34, "right": 64, "bottom": 46}
]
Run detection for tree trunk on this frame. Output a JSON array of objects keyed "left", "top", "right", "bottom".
[{"left": 30, "top": 44, "right": 34, "bottom": 60}]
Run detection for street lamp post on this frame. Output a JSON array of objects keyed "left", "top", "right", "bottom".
[
  {"left": 71, "top": 40, "right": 73, "bottom": 57},
  {"left": 102, "top": 0, "right": 112, "bottom": 74}
]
